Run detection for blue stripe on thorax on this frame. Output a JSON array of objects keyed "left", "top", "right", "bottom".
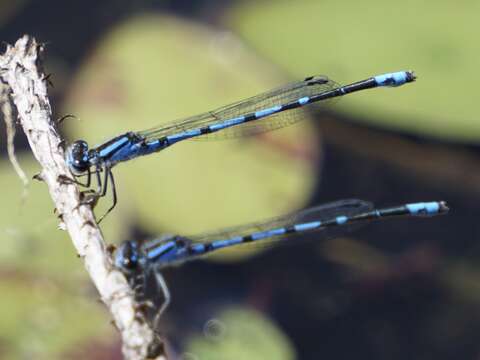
[
  {"left": 108, "top": 138, "right": 169, "bottom": 163},
  {"left": 97, "top": 136, "right": 131, "bottom": 158},
  {"left": 146, "top": 241, "right": 177, "bottom": 260}
]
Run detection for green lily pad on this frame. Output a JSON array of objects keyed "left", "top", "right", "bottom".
[
  {"left": 184, "top": 307, "right": 296, "bottom": 360},
  {"left": 0, "top": 277, "right": 113, "bottom": 360},
  {"left": 228, "top": 0, "right": 480, "bottom": 141}
]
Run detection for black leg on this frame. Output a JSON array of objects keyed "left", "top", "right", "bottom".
[
  {"left": 110, "top": 170, "right": 117, "bottom": 211},
  {"left": 74, "top": 165, "right": 105, "bottom": 220},
  {"left": 70, "top": 166, "right": 104, "bottom": 213},
  {"left": 97, "top": 167, "right": 117, "bottom": 224},
  {"left": 85, "top": 167, "right": 91, "bottom": 188},
  {"left": 101, "top": 165, "right": 109, "bottom": 197}
]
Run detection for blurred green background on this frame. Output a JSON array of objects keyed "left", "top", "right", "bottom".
[{"left": 1, "top": 0, "right": 480, "bottom": 359}]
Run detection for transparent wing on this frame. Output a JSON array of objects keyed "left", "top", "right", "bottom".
[
  {"left": 189, "top": 199, "right": 373, "bottom": 244},
  {"left": 138, "top": 75, "right": 340, "bottom": 141}
]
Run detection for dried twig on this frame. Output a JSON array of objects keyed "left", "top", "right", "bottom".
[
  {"left": 0, "top": 35, "right": 165, "bottom": 360},
  {"left": 0, "top": 81, "right": 29, "bottom": 193}
]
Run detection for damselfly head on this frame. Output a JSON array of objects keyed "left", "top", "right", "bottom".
[
  {"left": 114, "top": 240, "right": 140, "bottom": 272},
  {"left": 66, "top": 140, "right": 90, "bottom": 175}
]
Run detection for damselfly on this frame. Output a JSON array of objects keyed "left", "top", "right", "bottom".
[{"left": 114, "top": 199, "right": 447, "bottom": 325}]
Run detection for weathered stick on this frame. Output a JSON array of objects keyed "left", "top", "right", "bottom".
[{"left": 0, "top": 35, "right": 164, "bottom": 360}]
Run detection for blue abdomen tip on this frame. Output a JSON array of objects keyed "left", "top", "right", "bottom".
[
  {"left": 406, "top": 202, "right": 440, "bottom": 215},
  {"left": 374, "top": 71, "right": 415, "bottom": 87}
]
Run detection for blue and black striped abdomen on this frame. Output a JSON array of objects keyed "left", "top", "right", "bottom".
[{"left": 115, "top": 199, "right": 447, "bottom": 271}]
